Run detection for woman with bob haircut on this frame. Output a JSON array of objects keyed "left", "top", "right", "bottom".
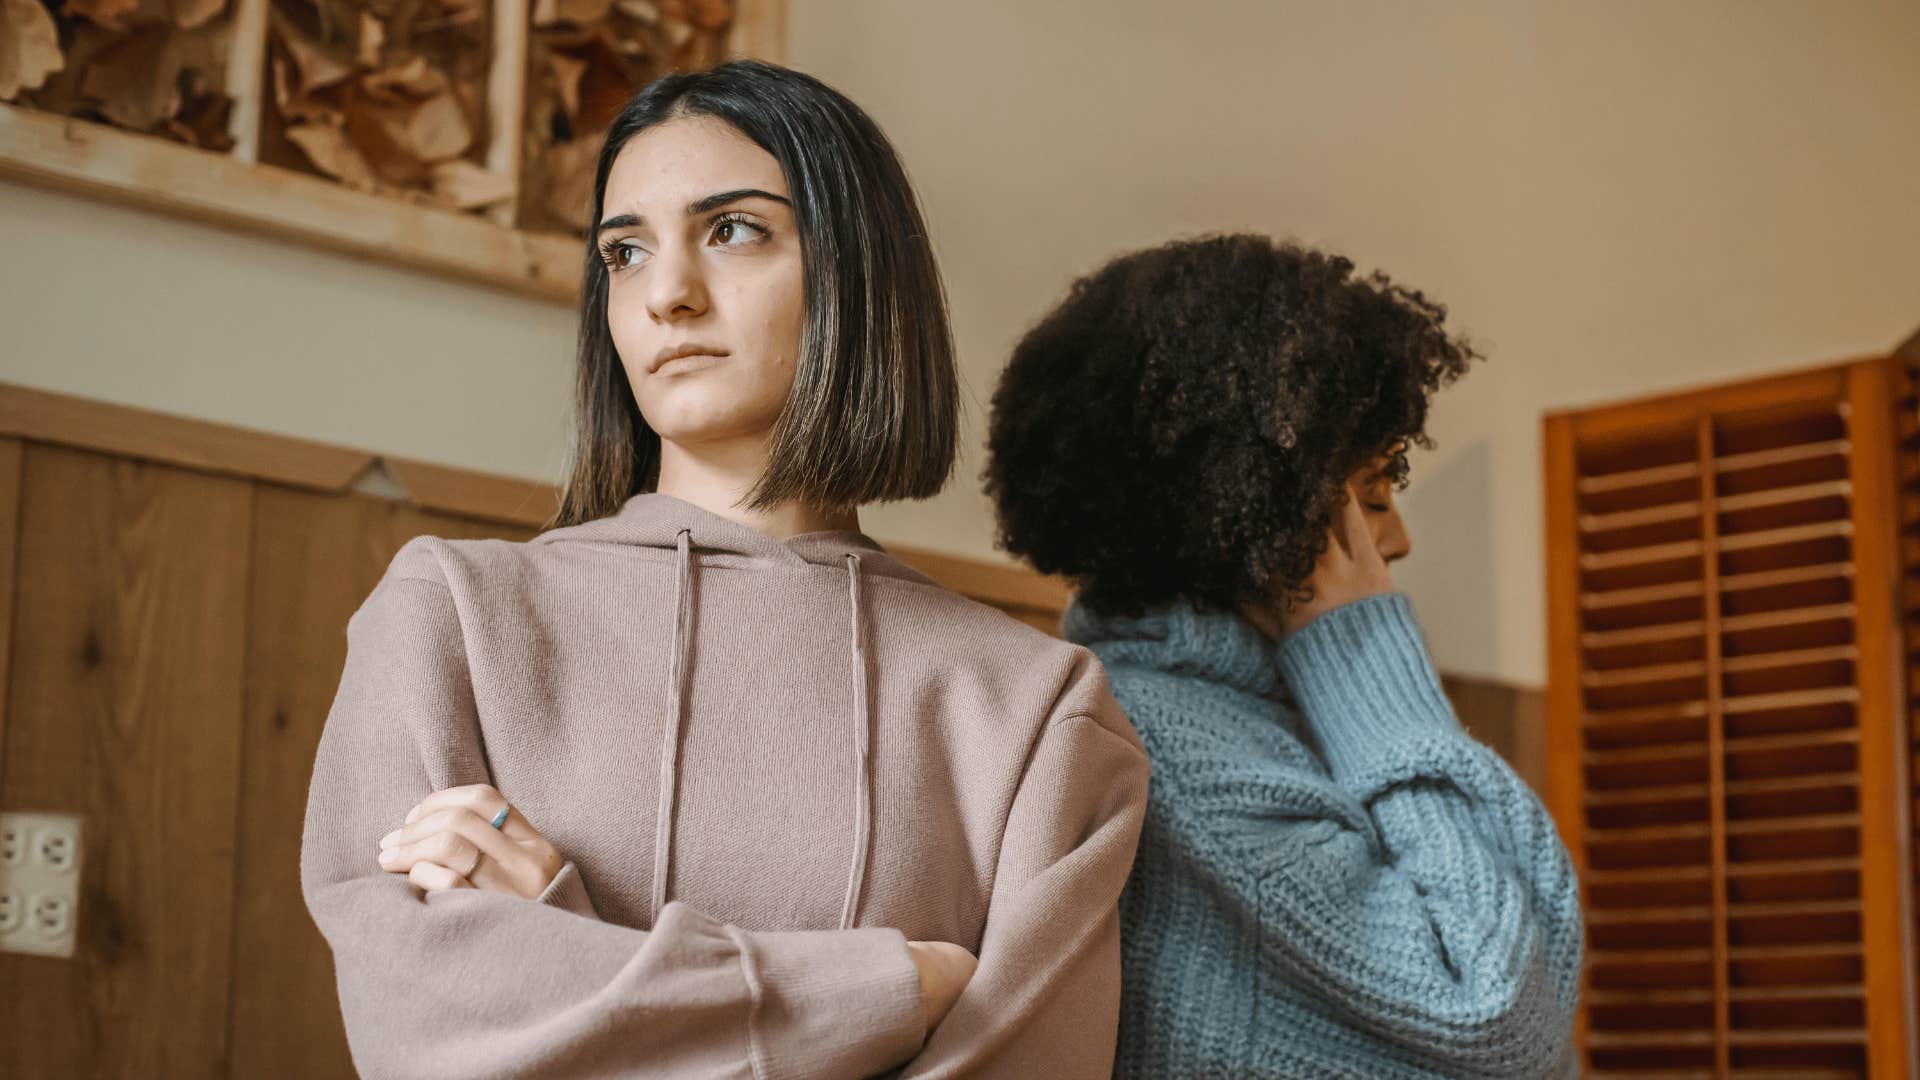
[
  {"left": 984, "top": 234, "right": 1581, "bottom": 1078},
  {"left": 302, "top": 60, "right": 1148, "bottom": 1080}
]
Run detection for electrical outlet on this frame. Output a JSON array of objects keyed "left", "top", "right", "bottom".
[
  {"left": 30, "top": 895, "right": 72, "bottom": 939},
  {"left": 36, "top": 829, "right": 76, "bottom": 873},
  {"left": 0, "top": 820, "right": 23, "bottom": 867},
  {"left": 0, "top": 812, "right": 81, "bottom": 958}
]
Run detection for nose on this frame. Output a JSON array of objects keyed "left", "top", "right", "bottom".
[
  {"left": 643, "top": 243, "right": 709, "bottom": 323},
  {"left": 1374, "top": 504, "right": 1412, "bottom": 563}
]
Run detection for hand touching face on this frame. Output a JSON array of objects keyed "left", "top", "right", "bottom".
[{"left": 1242, "top": 455, "right": 1414, "bottom": 640}]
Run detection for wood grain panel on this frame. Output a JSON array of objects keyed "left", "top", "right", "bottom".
[
  {"left": 0, "top": 444, "right": 251, "bottom": 1078},
  {"left": 225, "top": 489, "right": 533, "bottom": 1077},
  {"left": 0, "top": 438, "right": 21, "bottom": 796}
]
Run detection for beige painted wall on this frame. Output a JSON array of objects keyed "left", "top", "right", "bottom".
[{"left": 2, "top": 1, "right": 1916, "bottom": 685}]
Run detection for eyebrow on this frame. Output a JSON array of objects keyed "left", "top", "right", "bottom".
[{"left": 596, "top": 188, "right": 792, "bottom": 236}]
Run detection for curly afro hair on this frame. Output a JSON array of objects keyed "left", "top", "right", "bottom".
[{"left": 983, "top": 234, "right": 1478, "bottom": 617}]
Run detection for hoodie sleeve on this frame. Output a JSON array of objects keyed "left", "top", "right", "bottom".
[
  {"left": 897, "top": 654, "right": 1151, "bottom": 1079},
  {"left": 1193, "top": 593, "right": 1583, "bottom": 1076},
  {"left": 301, "top": 555, "right": 928, "bottom": 1080}
]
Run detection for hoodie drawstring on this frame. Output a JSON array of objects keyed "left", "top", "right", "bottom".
[
  {"left": 838, "top": 552, "right": 873, "bottom": 931},
  {"left": 651, "top": 528, "right": 695, "bottom": 925},
  {"left": 646, "top": 531, "right": 875, "bottom": 932}
]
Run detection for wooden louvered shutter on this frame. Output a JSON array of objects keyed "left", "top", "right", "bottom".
[{"left": 1544, "top": 357, "right": 1916, "bottom": 1078}]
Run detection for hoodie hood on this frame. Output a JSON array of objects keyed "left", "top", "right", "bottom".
[
  {"left": 533, "top": 492, "right": 933, "bottom": 930},
  {"left": 534, "top": 492, "right": 938, "bottom": 586}
]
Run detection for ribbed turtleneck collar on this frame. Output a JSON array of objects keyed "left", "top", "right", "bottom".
[{"left": 1062, "top": 596, "right": 1281, "bottom": 699}]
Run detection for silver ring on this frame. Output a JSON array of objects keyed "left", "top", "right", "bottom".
[{"left": 489, "top": 804, "right": 510, "bottom": 829}]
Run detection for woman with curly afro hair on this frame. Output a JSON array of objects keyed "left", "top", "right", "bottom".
[{"left": 985, "top": 234, "right": 1582, "bottom": 1078}]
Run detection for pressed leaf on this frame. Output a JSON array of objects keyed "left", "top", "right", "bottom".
[
  {"left": 1, "top": 0, "right": 65, "bottom": 100},
  {"left": 547, "top": 51, "right": 586, "bottom": 120},
  {"left": 286, "top": 121, "right": 379, "bottom": 187},
  {"left": 342, "top": 95, "right": 429, "bottom": 184},
  {"left": 685, "top": 0, "right": 723, "bottom": 31},
  {"left": 532, "top": 0, "right": 611, "bottom": 28},
  {"left": 353, "top": 85, "right": 469, "bottom": 164},
  {"left": 79, "top": 24, "right": 177, "bottom": 130},
  {"left": 427, "top": 159, "right": 511, "bottom": 209},
  {"left": 166, "top": 67, "right": 234, "bottom": 149},
  {"left": 273, "top": 10, "right": 353, "bottom": 95},
  {"left": 168, "top": 0, "right": 222, "bottom": 29},
  {"left": 361, "top": 54, "right": 447, "bottom": 102},
  {"left": 62, "top": 0, "right": 140, "bottom": 30},
  {"left": 541, "top": 134, "right": 598, "bottom": 229}
]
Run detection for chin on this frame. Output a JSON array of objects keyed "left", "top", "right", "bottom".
[
  {"left": 636, "top": 369, "right": 789, "bottom": 447},
  {"left": 640, "top": 397, "right": 781, "bottom": 447}
]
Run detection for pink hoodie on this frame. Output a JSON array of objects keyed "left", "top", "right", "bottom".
[{"left": 301, "top": 493, "right": 1149, "bottom": 1078}]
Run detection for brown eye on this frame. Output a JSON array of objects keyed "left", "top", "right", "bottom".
[
  {"left": 710, "top": 216, "right": 767, "bottom": 247},
  {"left": 600, "top": 240, "right": 645, "bottom": 271}
]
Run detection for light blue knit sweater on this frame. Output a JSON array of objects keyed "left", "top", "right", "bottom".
[{"left": 1065, "top": 593, "right": 1582, "bottom": 1079}]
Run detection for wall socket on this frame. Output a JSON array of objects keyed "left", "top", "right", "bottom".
[{"left": 0, "top": 811, "right": 82, "bottom": 959}]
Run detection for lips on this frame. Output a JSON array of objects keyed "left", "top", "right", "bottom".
[{"left": 649, "top": 344, "right": 729, "bottom": 374}]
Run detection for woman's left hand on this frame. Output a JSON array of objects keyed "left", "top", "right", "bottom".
[{"left": 377, "top": 784, "right": 565, "bottom": 899}]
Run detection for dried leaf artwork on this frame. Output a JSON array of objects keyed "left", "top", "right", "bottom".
[
  {"left": 4, "top": 0, "right": 739, "bottom": 231},
  {"left": 260, "top": 0, "right": 505, "bottom": 211},
  {"left": 6, "top": 0, "right": 236, "bottom": 152},
  {"left": 518, "top": 0, "right": 732, "bottom": 234}
]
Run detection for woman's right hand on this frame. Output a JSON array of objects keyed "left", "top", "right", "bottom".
[
  {"left": 1279, "top": 483, "right": 1395, "bottom": 638},
  {"left": 377, "top": 784, "right": 565, "bottom": 900},
  {"left": 907, "top": 940, "right": 977, "bottom": 1037}
]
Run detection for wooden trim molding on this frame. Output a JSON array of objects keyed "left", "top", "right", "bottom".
[
  {"left": 0, "top": 381, "right": 1076, "bottom": 611},
  {"left": 0, "top": 382, "right": 375, "bottom": 494},
  {"left": 0, "top": 382, "right": 549, "bottom": 528},
  {"left": 889, "top": 545, "right": 1072, "bottom": 613}
]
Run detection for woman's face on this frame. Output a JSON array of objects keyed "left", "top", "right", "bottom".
[
  {"left": 596, "top": 116, "right": 806, "bottom": 450},
  {"left": 1350, "top": 454, "right": 1413, "bottom": 563}
]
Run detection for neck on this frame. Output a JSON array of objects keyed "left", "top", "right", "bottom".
[{"left": 655, "top": 437, "right": 862, "bottom": 540}]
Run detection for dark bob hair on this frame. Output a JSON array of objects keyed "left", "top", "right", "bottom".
[
  {"left": 552, "top": 60, "right": 958, "bottom": 528},
  {"left": 984, "top": 234, "right": 1477, "bottom": 616}
]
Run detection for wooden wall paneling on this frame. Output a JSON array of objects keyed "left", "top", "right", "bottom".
[
  {"left": 0, "top": 439, "right": 20, "bottom": 796},
  {"left": 1710, "top": 384, "right": 1870, "bottom": 1075},
  {"left": 1898, "top": 356, "right": 1920, "bottom": 1070},
  {"left": 1539, "top": 412, "right": 1591, "bottom": 1067},
  {"left": 1570, "top": 412, "right": 1719, "bottom": 1075},
  {"left": 0, "top": 444, "right": 252, "bottom": 1078},
  {"left": 1846, "top": 359, "right": 1917, "bottom": 1078},
  {"left": 1548, "top": 350, "right": 1920, "bottom": 1076},
  {"left": 226, "top": 488, "right": 400, "bottom": 1079},
  {"left": 383, "top": 456, "right": 559, "bottom": 530},
  {"left": 227, "top": 489, "right": 536, "bottom": 1078},
  {"left": 1440, "top": 672, "right": 1547, "bottom": 795},
  {"left": 1695, "top": 414, "right": 1731, "bottom": 1076}
]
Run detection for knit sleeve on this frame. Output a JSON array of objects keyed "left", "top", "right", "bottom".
[
  {"left": 300, "top": 547, "right": 926, "bottom": 1080},
  {"left": 1196, "top": 594, "right": 1581, "bottom": 1077}
]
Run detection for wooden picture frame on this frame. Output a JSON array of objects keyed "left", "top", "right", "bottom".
[{"left": 0, "top": 0, "right": 787, "bottom": 304}]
